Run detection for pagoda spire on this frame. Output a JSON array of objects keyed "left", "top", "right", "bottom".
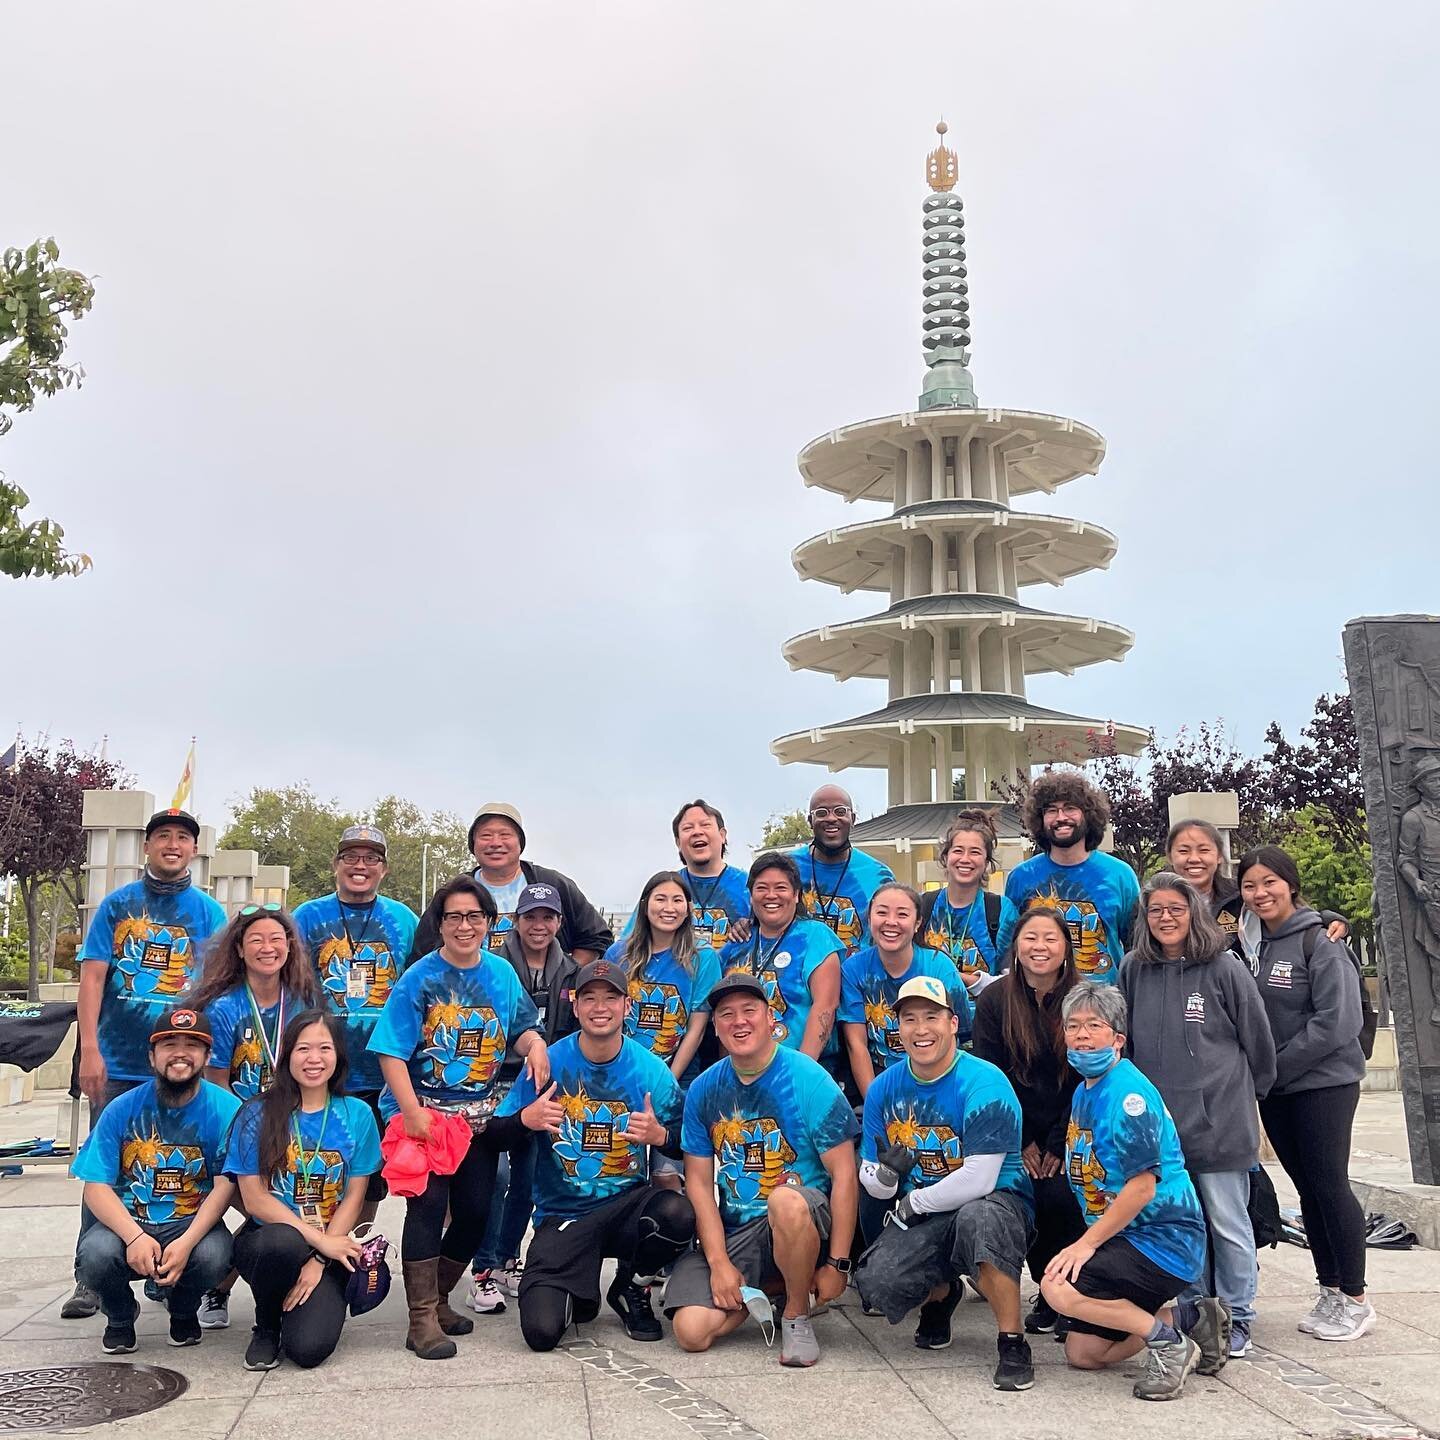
[{"left": 919, "top": 120, "right": 977, "bottom": 411}]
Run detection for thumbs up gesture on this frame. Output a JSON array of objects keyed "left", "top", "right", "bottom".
[
  {"left": 622, "top": 1091, "right": 668, "bottom": 1148},
  {"left": 521, "top": 1081, "right": 565, "bottom": 1136}
]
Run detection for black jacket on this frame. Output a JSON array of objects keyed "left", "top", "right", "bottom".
[
  {"left": 412, "top": 859, "right": 614, "bottom": 962},
  {"left": 971, "top": 979, "right": 1078, "bottom": 1159}
]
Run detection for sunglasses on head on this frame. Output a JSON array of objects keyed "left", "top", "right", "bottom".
[{"left": 240, "top": 902, "right": 283, "bottom": 916}]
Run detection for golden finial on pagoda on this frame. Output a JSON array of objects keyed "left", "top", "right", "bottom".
[{"left": 926, "top": 119, "right": 958, "bottom": 193}]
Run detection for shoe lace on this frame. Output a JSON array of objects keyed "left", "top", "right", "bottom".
[
  {"left": 1143, "top": 1340, "right": 1181, "bottom": 1381},
  {"left": 1316, "top": 1290, "right": 1345, "bottom": 1322}
]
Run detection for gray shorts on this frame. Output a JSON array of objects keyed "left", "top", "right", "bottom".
[
  {"left": 854, "top": 1188, "right": 1033, "bottom": 1325},
  {"left": 662, "top": 1186, "right": 831, "bottom": 1315}
]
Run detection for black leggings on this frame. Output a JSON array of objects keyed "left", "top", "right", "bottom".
[
  {"left": 401, "top": 1141, "right": 499, "bottom": 1264},
  {"left": 1028, "top": 1172, "right": 1087, "bottom": 1283},
  {"left": 1261, "top": 1082, "right": 1365, "bottom": 1295},
  {"left": 233, "top": 1223, "right": 348, "bottom": 1369}
]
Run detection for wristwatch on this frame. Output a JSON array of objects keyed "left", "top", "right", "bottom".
[{"left": 821, "top": 1254, "right": 853, "bottom": 1274}]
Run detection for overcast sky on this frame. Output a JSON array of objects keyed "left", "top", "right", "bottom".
[{"left": 6, "top": 2, "right": 1436, "bottom": 908}]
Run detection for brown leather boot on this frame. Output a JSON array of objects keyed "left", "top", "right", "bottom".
[
  {"left": 403, "top": 1259, "right": 458, "bottom": 1360},
  {"left": 435, "top": 1256, "right": 475, "bottom": 1336}
]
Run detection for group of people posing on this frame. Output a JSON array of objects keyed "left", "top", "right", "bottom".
[{"left": 63, "top": 772, "right": 1374, "bottom": 1401}]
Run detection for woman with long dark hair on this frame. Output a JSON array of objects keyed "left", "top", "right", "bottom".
[
  {"left": 368, "top": 875, "right": 549, "bottom": 1360},
  {"left": 971, "top": 908, "right": 1085, "bottom": 1336},
  {"left": 225, "top": 1009, "right": 380, "bottom": 1371},
  {"left": 1238, "top": 845, "right": 1372, "bottom": 1342}
]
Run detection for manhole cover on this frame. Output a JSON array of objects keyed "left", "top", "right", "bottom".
[{"left": 0, "top": 1363, "right": 187, "bottom": 1431}]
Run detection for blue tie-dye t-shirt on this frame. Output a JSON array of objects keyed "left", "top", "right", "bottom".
[
  {"left": 921, "top": 891, "right": 1020, "bottom": 987},
  {"left": 80, "top": 881, "right": 227, "bottom": 1082},
  {"left": 789, "top": 845, "right": 895, "bottom": 957},
  {"left": 499, "top": 1033, "right": 684, "bottom": 1222},
  {"left": 206, "top": 986, "right": 310, "bottom": 1101},
  {"left": 1004, "top": 852, "right": 1139, "bottom": 984},
  {"left": 860, "top": 1051, "right": 1032, "bottom": 1209},
  {"left": 292, "top": 893, "right": 419, "bottom": 1093},
  {"left": 72, "top": 1078, "right": 241, "bottom": 1223},
  {"left": 718, "top": 919, "right": 842, "bottom": 1054},
  {"left": 681, "top": 1045, "right": 858, "bottom": 1229},
  {"left": 840, "top": 945, "right": 974, "bottom": 1070},
  {"left": 368, "top": 951, "right": 540, "bottom": 1118},
  {"left": 480, "top": 873, "right": 528, "bottom": 955},
  {"left": 224, "top": 1094, "right": 382, "bottom": 1225},
  {"left": 1065, "top": 1057, "right": 1206, "bottom": 1281},
  {"left": 615, "top": 865, "right": 751, "bottom": 952},
  {"left": 603, "top": 941, "right": 722, "bottom": 1085}
]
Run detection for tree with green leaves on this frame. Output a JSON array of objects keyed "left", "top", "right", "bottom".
[
  {"left": 1, "top": 239, "right": 95, "bottom": 578},
  {"left": 757, "top": 809, "right": 810, "bottom": 851}
]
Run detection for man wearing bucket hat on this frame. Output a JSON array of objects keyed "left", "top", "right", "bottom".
[
  {"left": 410, "top": 802, "right": 612, "bottom": 965},
  {"left": 854, "top": 975, "right": 1037, "bottom": 1392},
  {"left": 64, "top": 808, "right": 227, "bottom": 1320},
  {"left": 71, "top": 1006, "right": 241, "bottom": 1354}
]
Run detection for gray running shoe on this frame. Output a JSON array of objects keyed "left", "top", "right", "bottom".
[
  {"left": 1312, "top": 1296, "right": 1376, "bottom": 1343},
  {"left": 780, "top": 1315, "right": 820, "bottom": 1367},
  {"left": 1298, "top": 1288, "right": 1343, "bottom": 1334},
  {"left": 61, "top": 1283, "right": 99, "bottom": 1319},
  {"left": 1133, "top": 1332, "right": 1200, "bottom": 1402},
  {"left": 1186, "top": 1296, "right": 1232, "bottom": 1375}
]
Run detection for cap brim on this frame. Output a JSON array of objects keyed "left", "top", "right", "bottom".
[{"left": 149, "top": 1029, "right": 212, "bottom": 1046}]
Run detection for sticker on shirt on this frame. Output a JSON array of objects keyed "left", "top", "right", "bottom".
[
  {"left": 111, "top": 919, "right": 198, "bottom": 998},
  {"left": 802, "top": 890, "right": 862, "bottom": 953},
  {"left": 1122, "top": 1093, "right": 1147, "bottom": 1117},
  {"left": 420, "top": 997, "right": 504, "bottom": 1089},
  {"left": 626, "top": 977, "right": 688, "bottom": 1059},
  {"left": 886, "top": 1110, "right": 961, "bottom": 1178},
  {"left": 1019, "top": 891, "right": 1112, "bottom": 978},
  {"left": 1184, "top": 992, "right": 1206, "bottom": 1024},
  {"left": 1065, "top": 1121, "right": 1110, "bottom": 1215},
  {"left": 318, "top": 938, "right": 399, "bottom": 1011},
  {"left": 712, "top": 1113, "right": 798, "bottom": 1208},
  {"left": 120, "top": 1131, "right": 206, "bottom": 1220},
  {"left": 554, "top": 1089, "right": 639, "bottom": 1183},
  {"left": 1268, "top": 961, "right": 1293, "bottom": 989}
]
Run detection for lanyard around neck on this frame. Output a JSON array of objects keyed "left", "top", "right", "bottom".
[
  {"left": 338, "top": 898, "right": 377, "bottom": 956},
  {"left": 750, "top": 918, "right": 795, "bottom": 976},
  {"left": 244, "top": 984, "right": 285, "bottom": 1074},
  {"left": 292, "top": 1100, "right": 332, "bottom": 1176},
  {"left": 808, "top": 845, "right": 852, "bottom": 924}
]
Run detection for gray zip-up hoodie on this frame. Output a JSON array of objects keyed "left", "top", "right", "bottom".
[
  {"left": 1119, "top": 946, "right": 1277, "bottom": 1173},
  {"left": 1243, "top": 906, "right": 1365, "bottom": 1095}
]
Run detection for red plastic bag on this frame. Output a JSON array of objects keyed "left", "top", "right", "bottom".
[{"left": 380, "top": 1111, "right": 472, "bottom": 1197}]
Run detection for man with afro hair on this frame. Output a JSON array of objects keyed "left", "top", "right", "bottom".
[{"left": 1003, "top": 771, "right": 1139, "bottom": 984}]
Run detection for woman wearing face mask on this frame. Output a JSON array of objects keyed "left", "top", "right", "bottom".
[
  {"left": 1119, "top": 873, "right": 1276, "bottom": 1359},
  {"left": 1238, "top": 845, "right": 1372, "bottom": 1342},
  {"left": 971, "top": 909, "right": 1085, "bottom": 1337},
  {"left": 920, "top": 810, "right": 1020, "bottom": 993},
  {"left": 1040, "top": 984, "right": 1220, "bottom": 1402}
]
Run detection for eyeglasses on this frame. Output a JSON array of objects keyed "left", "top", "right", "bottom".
[
  {"left": 1146, "top": 904, "right": 1188, "bottom": 920},
  {"left": 339, "top": 851, "right": 384, "bottom": 866},
  {"left": 240, "top": 903, "right": 282, "bottom": 916},
  {"left": 809, "top": 806, "right": 853, "bottom": 820},
  {"left": 1063, "top": 1017, "right": 1115, "bottom": 1037},
  {"left": 441, "top": 911, "right": 487, "bottom": 928}
]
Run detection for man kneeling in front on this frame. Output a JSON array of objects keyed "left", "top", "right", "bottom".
[
  {"left": 71, "top": 1007, "right": 240, "bottom": 1353},
  {"left": 665, "top": 974, "right": 858, "bottom": 1367},
  {"left": 854, "top": 976, "right": 1037, "bottom": 1391}
]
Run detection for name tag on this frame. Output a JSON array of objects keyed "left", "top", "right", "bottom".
[{"left": 346, "top": 960, "right": 375, "bottom": 1000}]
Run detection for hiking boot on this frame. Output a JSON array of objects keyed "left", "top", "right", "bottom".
[
  {"left": 1298, "top": 1288, "right": 1342, "bottom": 1334},
  {"left": 168, "top": 1312, "right": 202, "bottom": 1347},
  {"left": 467, "top": 1270, "right": 507, "bottom": 1316},
  {"left": 993, "top": 1333, "right": 1035, "bottom": 1391},
  {"left": 1024, "top": 1294, "right": 1058, "bottom": 1334},
  {"left": 1229, "top": 1319, "right": 1252, "bottom": 1358},
  {"left": 243, "top": 1328, "right": 281, "bottom": 1371},
  {"left": 197, "top": 1289, "right": 230, "bottom": 1330},
  {"left": 403, "top": 1259, "right": 458, "bottom": 1360},
  {"left": 607, "top": 1275, "right": 662, "bottom": 1342},
  {"left": 779, "top": 1314, "right": 820, "bottom": 1367},
  {"left": 1133, "top": 1332, "right": 1200, "bottom": 1401},
  {"left": 62, "top": 1283, "right": 100, "bottom": 1320},
  {"left": 435, "top": 1256, "right": 475, "bottom": 1335},
  {"left": 1185, "top": 1296, "right": 1232, "bottom": 1375},
  {"left": 1313, "top": 1295, "right": 1376, "bottom": 1342},
  {"left": 914, "top": 1281, "right": 963, "bottom": 1350}
]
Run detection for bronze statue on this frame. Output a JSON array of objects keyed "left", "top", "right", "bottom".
[{"left": 1398, "top": 753, "right": 1440, "bottom": 1024}]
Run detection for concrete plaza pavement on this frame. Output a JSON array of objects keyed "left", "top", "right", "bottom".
[{"left": 2, "top": 1088, "right": 1440, "bottom": 1440}]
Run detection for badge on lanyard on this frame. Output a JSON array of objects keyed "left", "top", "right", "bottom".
[{"left": 346, "top": 960, "right": 375, "bottom": 1001}]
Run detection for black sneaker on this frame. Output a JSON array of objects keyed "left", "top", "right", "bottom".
[
  {"left": 994, "top": 1334, "right": 1035, "bottom": 1391},
  {"left": 606, "top": 1275, "right": 662, "bottom": 1341},
  {"left": 102, "top": 1320, "right": 138, "bottom": 1354},
  {"left": 244, "top": 1328, "right": 281, "bottom": 1371},
  {"left": 62, "top": 1282, "right": 100, "bottom": 1320},
  {"left": 914, "top": 1282, "right": 963, "bottom": 1350},
  {"left": 1024, "top": 1295, "right": 1058, "bottom": 1334},
  {"left": 168, "top": 1312, "right": 202, "bottom": 1347},
  {"left": 1053, "top": 1314, "right": 1071, "bottom": 1343}
]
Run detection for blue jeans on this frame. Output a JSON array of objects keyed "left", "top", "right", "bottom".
[
  {"left": 77, "top": 1218, "right": 233, "bottom": 1323},
  {"left": 472, "top": 1137, "right": 537, "bottom": 1272},
  {"left": 1184, "top": 1169, "right": 1258, "bottom": 1326},
  {"left": 74, "top": 1079, "right": 142, "bottom": 1267}
]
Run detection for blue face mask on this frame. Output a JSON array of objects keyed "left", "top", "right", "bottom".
[{"left": 1068, "top": 1046, "right": 1119, "bottom": 1079}]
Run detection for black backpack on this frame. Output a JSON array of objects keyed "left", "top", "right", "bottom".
[
  {"left": 1248, "top": 1166, "right": 1283, "bottom": 1249},
  {"left": 918, "top": 888, "right": 1003, "bottom": 951},
  {"left": 1301, "top": 925, "right": 1378, "bottom": 1061}
]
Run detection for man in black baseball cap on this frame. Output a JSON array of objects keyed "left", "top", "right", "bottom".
[
  {"left": 144, "top": 808, "right": 201, "bottom": 840},
  {"left": 70, "top": 1006, "right": 242, "bottom": 1354}
]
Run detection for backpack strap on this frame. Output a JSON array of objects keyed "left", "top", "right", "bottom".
[{"left": 983, "top": 890, "right": 1002, "bottom": 947}]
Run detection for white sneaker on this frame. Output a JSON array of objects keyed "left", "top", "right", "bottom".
[
  {"left": 1312, "top": 1295, "right": 1376, "bottom": 1342},
  {"left": 468, "top": 1270, "right": 507, "bottom": 1315},
  {"left": 495, "top": 1260, "right": 524, "bottom": 1298},
  {"left": 1297, "top": 1288, "right": 1343, "bottom": 1334},
  {"left": 197, "top": 1290, "right": 230, "bottom": 1330}
]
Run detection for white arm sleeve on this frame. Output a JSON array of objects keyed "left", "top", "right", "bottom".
[
  {"left": 859, "top": 1159, "right": 899, "bottom": 1200},
  {"left": 907, "top": 1152, "right": 1004, "bottom": 1215}
]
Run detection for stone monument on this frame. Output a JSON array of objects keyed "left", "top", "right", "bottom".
[{"left": 1344, "top": 614, "right": 1440, "bottom": 1185}]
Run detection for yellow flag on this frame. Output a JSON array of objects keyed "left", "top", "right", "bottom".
[{"left": 172, "top": 739, "right": 196, "bottom": 810}]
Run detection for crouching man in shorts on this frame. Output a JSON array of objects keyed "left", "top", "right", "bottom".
[
  {"left": 494, "top": 959, "right": 695, "bottom": 1348},
  {"left": 854, "top": 976, "right": 1037, "bottom": 1391},
  {"left": 665, "top": 974, "right": 858, "bottom": 1367}
]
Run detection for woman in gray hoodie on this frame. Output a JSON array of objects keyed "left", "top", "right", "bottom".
[
  {"left": 1238, "top": 845, "right": 1371, "bottom": 1343},
  {"left": 1120, "top": 873, "right": 1276, "bottom": 1359}
]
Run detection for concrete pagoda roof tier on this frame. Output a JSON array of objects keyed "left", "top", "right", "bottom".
[
  {"left": 770, "top": 692, "right": 1148, "bottom": 770},
  {"left": 799, "top": 408, "right": 1105, "bottom": 506},
  {"left": 782, "top": 593, "right": 1134, "bottom": 680},
  {"left": 792, "top": 499, "right": 1116, "bottom": 593},
  {"left": 849, "top": 800, "right": 1026, "bottom": 850}
]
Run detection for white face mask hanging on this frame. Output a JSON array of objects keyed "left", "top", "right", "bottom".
[{"left": 740, "top": 1286, "right": 776, "bottom": 1347}]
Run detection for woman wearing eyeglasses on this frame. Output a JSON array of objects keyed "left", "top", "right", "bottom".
[
  {"left": 1118, "top": 872, "right": 1276, "bottom": 1360},
  {"left": 368, "top": 876, "right": 549, "bottom": 1360}
]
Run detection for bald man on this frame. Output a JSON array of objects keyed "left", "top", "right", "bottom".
[{"left": 788, "top": 785, "right": 895, "bottom": 959}]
